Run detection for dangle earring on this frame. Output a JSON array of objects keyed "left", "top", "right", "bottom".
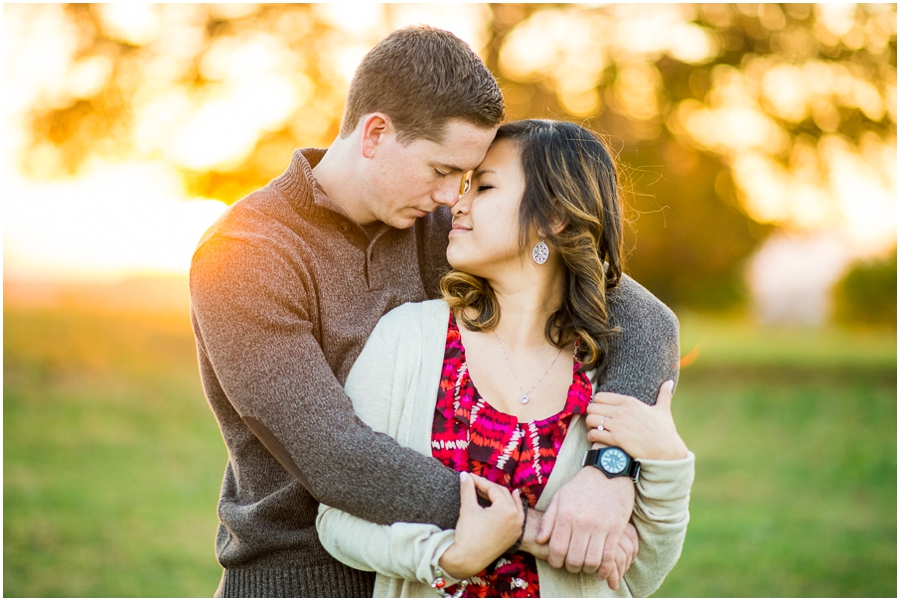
[{"left": 531, "top": 238, "right": 549, "bottom": 264}]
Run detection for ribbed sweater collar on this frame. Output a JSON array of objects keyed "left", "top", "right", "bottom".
[
  {"left": 272, "top": 148, "right": 353, "bottom": 218},
  {"left": 272, "top": 148, "right": 323, "bottom": 200}
]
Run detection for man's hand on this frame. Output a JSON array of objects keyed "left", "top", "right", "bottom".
[
  {"left": 536, "top": 466, "right": 635, "bottom": 584},
  {"left": 522, "top": 496, "right": 639, "bottom": 589}
]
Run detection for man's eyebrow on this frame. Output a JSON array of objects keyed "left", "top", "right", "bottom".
[{"left": 473, "top": 168, "right": 496, "bottom": 178}]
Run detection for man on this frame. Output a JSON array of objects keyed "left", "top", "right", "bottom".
[{"left": 190, "top": 25, "right": 679, "bottom": 597}]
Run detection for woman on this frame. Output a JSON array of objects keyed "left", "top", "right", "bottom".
[{"left": 316, "top": 120, "right": 693, "bottom": 597}]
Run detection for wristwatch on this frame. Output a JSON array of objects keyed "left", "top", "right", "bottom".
[{"left": 582, "top": 446, "right": 641, "bottom": 482}]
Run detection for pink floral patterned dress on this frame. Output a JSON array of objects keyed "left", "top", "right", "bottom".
[{"left": 432, "top": 313, "right": 592, "bottom": 598}]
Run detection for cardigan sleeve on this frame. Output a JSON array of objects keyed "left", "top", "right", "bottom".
[
  {"left": 316, "top": 303, "right": 462, "bottom": 586},
  {"left": 622, "top": 452, "right": 695, "bottom": 597},
  {"left": 316, "top": 507, "right": 459, "bottom": 585}
]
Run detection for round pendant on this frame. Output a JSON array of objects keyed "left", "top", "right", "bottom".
[{"left": 520, "top": 395, "right": 529, "bottom": 404}]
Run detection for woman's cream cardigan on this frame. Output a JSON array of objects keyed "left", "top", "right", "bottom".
[{"left": 317, "top": 300, "right": 694, "bottom": 598}]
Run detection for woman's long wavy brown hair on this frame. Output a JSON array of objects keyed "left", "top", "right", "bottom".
[{"left": 440, "top": 119, "right": 624, "bottom": 378}]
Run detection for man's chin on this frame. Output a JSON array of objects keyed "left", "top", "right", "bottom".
[
  {"left": 387, "top": 215, "right": 419, "bottom": 230},
  {"left": 388, "top": 213, "right": 428, "bottom": 230}
]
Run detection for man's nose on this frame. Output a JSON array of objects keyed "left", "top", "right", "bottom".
[{"left": 433, "top": 177, "right": 462, "bottom": 207}]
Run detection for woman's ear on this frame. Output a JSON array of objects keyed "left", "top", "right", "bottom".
[
  {"left": 548, "top": 216, "right": 568, "bottom": 236},
  {"left": 547, "top": 199, "right": 569, "bottom": 235}
]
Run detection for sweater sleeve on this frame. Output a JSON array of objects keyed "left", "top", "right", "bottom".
[
  {"left": 316, "top": 303, "right": 461, "bottom": 586},
  {"left": 623, "top": 453, "right": 695, "bottom": 597},
  {"left": 599, "top": 274, "right": 681, "bottom": 405},
  {"left": 190, "top": 234, "right": 460, "bottom": 529}
]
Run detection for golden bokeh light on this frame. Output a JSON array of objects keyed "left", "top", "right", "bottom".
[
  {"left": 3, "top": 3, "right": 896, "bottom": 303},
  {"left": 4, "top": 160, "right": 227, "bottom": 281},
  {"left": 96, "top": 3, "right": 160, "bottom": 47}
]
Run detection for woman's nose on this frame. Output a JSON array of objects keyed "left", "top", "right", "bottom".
[{"left": 453, "top": 189, "right": 473, "bottom": 215}]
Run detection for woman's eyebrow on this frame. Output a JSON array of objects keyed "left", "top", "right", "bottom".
[{"left": 473, "top": 168, "right": 496, "bottom": 178}]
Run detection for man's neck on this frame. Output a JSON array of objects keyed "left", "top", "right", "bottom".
[{"left": 311, "top": 137, "right": 375, "bottom": 225}]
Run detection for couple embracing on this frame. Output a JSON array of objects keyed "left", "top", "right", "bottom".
[{"left": 190, "top": 25, "right": 694, "bottom": 599}]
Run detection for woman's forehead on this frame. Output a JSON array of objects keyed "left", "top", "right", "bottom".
[{"left": 478, "top": 138, "right": 519, "bottom": 170}]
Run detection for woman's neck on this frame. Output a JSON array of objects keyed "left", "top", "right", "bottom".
[
  {"left": 457, "top": 260, "right": 573, "bottom": 421},
  {"left": 485, "top": 261, "right": 567, "bottom": 348}
]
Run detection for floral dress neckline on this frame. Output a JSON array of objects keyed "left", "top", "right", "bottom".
[{"left": 431, "top": 312, "right": 593, "bottom": 598}]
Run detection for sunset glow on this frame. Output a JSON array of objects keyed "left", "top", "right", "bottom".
[
  {"left": 3, "top": 4, "right": 494, "bottom": 282},
  {"left": 3, "top": 3, "right": 896, "bottom": 288},
  {"left": 4, "top": 161, "right": 227, "bottom": 281}
]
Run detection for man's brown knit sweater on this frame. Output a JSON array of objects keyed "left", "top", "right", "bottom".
[{"left": 189, "top": 149, "right": 680, "bottom": 597}]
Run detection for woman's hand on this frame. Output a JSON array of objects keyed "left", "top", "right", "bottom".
[
  {"left": 586, "top": 381, "right": 689, "bottom": 461},
  {"left": 518, "top": 507, "right": 547, "bottom": 558},
  {"left": 439, "top": 472, "right": 525, "bottom": 579},
  {"left": 604, "top": 522, "right": 639, "bottom": 590}
]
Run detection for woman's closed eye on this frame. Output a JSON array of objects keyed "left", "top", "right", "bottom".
[{"left": 477, "top": 184, "right": 494, "bottom": 192}]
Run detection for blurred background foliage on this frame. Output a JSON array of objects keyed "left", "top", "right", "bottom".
[
  {"left": 834, "top": 251, "right": 898, "bottom": 327},
  {"left": 14, "top": 2, "right": 897, "bottom": 315}
]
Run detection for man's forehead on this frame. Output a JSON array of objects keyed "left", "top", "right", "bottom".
[{"left": 439, "top": 121, "right": 496, "bottom": 147}]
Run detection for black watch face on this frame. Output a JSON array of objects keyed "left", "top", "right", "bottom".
[{"left": 600, "top": 448, "right": 628, "bottom": 474}]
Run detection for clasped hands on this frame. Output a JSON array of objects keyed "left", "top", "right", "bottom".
[
  {"left": 441, "top": 382, "right": 685, "bottom": 589},
  {"left": 439, "top": 458, "right": 638, "bottom": 591},
  {"left": 523, "top": 468, "right": 638, "bottom": 590}
]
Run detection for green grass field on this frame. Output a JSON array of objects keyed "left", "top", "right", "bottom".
[{"left": 4, "top": 301, "right": 896, "bottom": 597}]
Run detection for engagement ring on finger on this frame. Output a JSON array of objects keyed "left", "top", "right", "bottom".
[{"left": 597, "top": 416, "right": 606, "bottom": 431}]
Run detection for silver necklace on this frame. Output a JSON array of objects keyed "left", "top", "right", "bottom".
[{"left": 493, "top": 331, "right": 563, "bottom": 404}]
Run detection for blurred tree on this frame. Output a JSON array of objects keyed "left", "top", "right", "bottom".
[
  {"left": 617, "top": 142, "right": 772, "bottom": 309},
  {"left": 484, "top": 3, "right": 894, "bottom": 309},
  {"left": 833, "top": 251, "right": 897, "bottom": 328},
  {"left": 12, "top": 3, "right": 896, "bottom": 311}
]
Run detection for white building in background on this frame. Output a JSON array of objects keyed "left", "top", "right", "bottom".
[{"left": 746, "top": 232, "right": 854, "bottom": 326}]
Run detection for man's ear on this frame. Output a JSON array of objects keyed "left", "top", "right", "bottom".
[{"left": 360, "top": 113, "right": 392, "bottom": 159}]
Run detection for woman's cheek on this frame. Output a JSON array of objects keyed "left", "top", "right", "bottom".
[{"left": 450, "top": 237, "right": 493, "bottom": 276}]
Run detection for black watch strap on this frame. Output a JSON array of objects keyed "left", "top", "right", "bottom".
[{"left": 582, "top": 447, "right": 641, "bottom": 482}]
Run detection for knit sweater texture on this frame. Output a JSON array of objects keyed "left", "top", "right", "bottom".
[{"left": 189, "top": 148, "right": 682, "bottom": 597}]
